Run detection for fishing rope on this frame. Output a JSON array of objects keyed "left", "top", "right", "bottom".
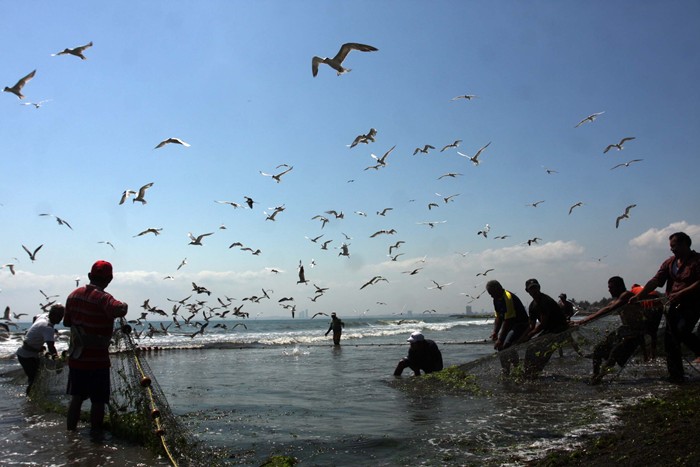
[
  {"left": 130, "top": 345, "right": 179, "bottom": 467},
  {"left": 117, "top": 317, "right": 180, "bottom": 467}
]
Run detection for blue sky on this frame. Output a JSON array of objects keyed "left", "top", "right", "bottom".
[{"left": 1, "top": 2, "right": 699, "bottom": 321}]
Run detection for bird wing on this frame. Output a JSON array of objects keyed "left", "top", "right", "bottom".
[
  {"left": 137, "top": 182, "right": 154, "bottom": 198},
  {"left": 333, "top": 42, "right": 378, "bottom": 63},
  {"left": 311, "top": 56, "right": 322, "bottom": 77},
  {"left": 15, "top": 69, "right": 37, "bottom": 89}
]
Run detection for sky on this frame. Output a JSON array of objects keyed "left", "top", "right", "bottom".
[{"left": 1, "top": 1, "right": 699, "bottom": 321}]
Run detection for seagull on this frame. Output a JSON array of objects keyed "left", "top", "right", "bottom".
[
  {"left": 297, "top": 260, "right": 308, "bottom": 284},
  {"left": 4, "top": 70, "right": 36, "bottom": 99},
  {"left": 440, "top": 140, "right": 462, "bottom": 152},
  {"left": 568, "top": 202, "right": 584, "bottom": 215},
  {"left": 360, "top": 275, "right": 388, "bottom": 290},
  {"left": 388, "top": 253, "right": 405, "bottom": 261},
  {"left": 98, "top": 241, "right": 115, "bottom": 249},
  {"left": 51, "top": 41, "right": 93, "bottom": 59},
  {"left": 527, "top": 237, "right": 542, "bottom": 246},
  {"left": 476, "top": 268, "right": 494, "bottom": 277},
  {"left": 243, "top": 196, "right": 257, "bottom": 209},
  {"left": 574, "top": 111, "right": 605, "bottom": 128},
  {"left": 260, "top": 165, "right": 293, "bottom": 183},
  {"left": 451, "top": 94, "right": 477, "bottom": 101},
  {"left": 132, "top": 182, "right": 154, "bottom": 204},
  {"left": 418, "top": 221, "right": 447, "bottom": 228},
  {"left": 154, "top": 137, "right": 190, "bottom": 149},
  {"left": 388, "top": 241, "right": 405, "bottom": 255},
  {"left": 604, "top": 137, "right": 636, "bottom": 153},
  {"left": 526, "top": 200, "right": 545, "bottom": 208},
  {"left": 494, "top": 235, "right": 510, "bottom": 240},
  {"left": 39, "top": 213, "right": 73, "bottom": 229},
  {"left": 543, "top": 167, "right": 559, "bottom": 174},
  {"left": 22, "top": 244, "right": 43, "bottom": 262},
  {"left": 368, "top": 144, "right": 396, "bottom": 168},
  {"left": 265, "top": 205, "right": 286, "bottom": 221},
  {"left": 437, "top": 172, "right": 463, "bottom": 180},
  {"left": 615, "top": 204, "right": 636, "bottom": 228},
  {"left": 370, "top": 229, "right": 397, "bottom": 238},
  {"left": 457, "top": 141, "right": 492, "bottom": 166},
  {"left": 320, "top": 240, "right": 333, "bottom": 250},
  {"left": 311, "top": 215, "right": 330, "bottom": 229},
  {"left": 21, "top": 99, "right": 51, "bottom": 109},
  {"left": 376, "top": 207, "right": 393, "bottom": 216},
  {"left": 428, "top": 280, "right": 453, "bottom": 290},
  {"left": 338, "top": 243, "right": 350, "bottom": 257},
  {"left": 2, "top": 264, "right": 16, "bottom": 275},
  {"left": 306, "top": 234, "right": 324, "bottom": 243},
  {"left": 177, "top": 258, "right": 187, "bottom": 270},
  {"left": 440, "top": 193, "right": 460, "bottom": 203},
  {"left": 311, "top": 312, "right": 329, "bottom": 319},
  {"left": 215, "top": 200, "right": 244, "bottom": 209},
  {"left": 312, "top": 42, "right": 378, "bottom": 77},
  {"left": 611, "top": 159, "right": 643, "bottom": 170},
  {"left": 477, "top": 224, "right": 490, "bottom": 238},
  {"left": 354, "top": 210, "right": 367, "bottom": 217},
  {"left": 402, "top": 267, "right": 423, "bottom": 275},
  {"left": 133, "top": 227, "right": 162, "bottom": 237},
  {"left": 348, "top": 128, "right": 377, "bottom": 148},
  {"left": 413, "top": 144, "right": 435, "bottom": 155},
  {"left": 428, "top": 202, "right": 439, "bottom": 210}
]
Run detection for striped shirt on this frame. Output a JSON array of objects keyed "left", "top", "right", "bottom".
[{"left": 64, "top": 284, "right": 127, "bottom": 370}]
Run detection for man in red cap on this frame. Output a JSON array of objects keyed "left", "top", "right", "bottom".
[{"left": 63, "top": 260, "right": 128, "bottom": 436}]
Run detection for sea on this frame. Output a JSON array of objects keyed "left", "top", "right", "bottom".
[{"left": 0, "top": 313, "right": 682, "bottom": 466}]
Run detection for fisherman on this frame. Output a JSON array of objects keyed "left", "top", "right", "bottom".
[
  {"left": 630, "top": 231, "right": 700, "bottom": 383},
  {"left": 558, "top": 293, "right": 576, "bottom": 320},
  {"left": 576, "top": 276, "right": 640, "bottom": 384},
  {"left": 16, "top": 304, "right": 64, "bottom": 395},
  {"left": 393, "top": 331, "right": 443, "bottom": 376},
  {"left": 486, "top": 280, "right": 530, "bottom": 375},
  {"left": 64, "top": 260, "right": 128, "bottom": 436},
  {"left": 324, "top": 312, "right": 345, "bottom": 345},
  {"left": 630, "top": 283, "right": 664, "bottom": 360},
  {"left": 521, "top": 278, "right": 570, "bottom": 376}
]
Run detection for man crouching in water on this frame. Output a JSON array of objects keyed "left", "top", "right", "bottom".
[{"left": 394, "top": 331, "right": 443, "bottom": 376}]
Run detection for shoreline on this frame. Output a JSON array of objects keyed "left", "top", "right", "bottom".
[{"left": 528, "top": 380, "right": 700, "bottom": 466}]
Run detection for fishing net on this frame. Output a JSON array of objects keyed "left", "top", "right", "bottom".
[
  {"left": 439, "top": 302, "right": 669, "bottom": 394},
  {"left": 30, "top": 320, "right": 224, "bottom": 467}
]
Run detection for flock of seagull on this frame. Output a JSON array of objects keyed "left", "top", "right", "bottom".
[{"left": 1, "top": 40, "right": 646, "bottom": 340}]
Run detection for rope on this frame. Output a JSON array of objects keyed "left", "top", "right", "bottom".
[{"left": 131, "top": 348, "right": 179, "bottom": 467}]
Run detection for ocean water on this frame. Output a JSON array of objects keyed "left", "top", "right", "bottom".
[{"left": 0, "top": 314, "right": 681, "bottom": 466}]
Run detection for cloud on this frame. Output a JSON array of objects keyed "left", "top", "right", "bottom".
[
  {"left": 629, "top": 221, "right": 700, "bottom": 249},
  {"left": 478, "top": 240, "right": 585, "bottom": 266}
]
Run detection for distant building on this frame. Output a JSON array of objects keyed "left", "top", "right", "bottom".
[{"left": 465, "top": 305, "right": 472, "bottom": 315}]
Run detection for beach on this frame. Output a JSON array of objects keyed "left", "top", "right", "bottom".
[{"left": 0, "top": 314, "right": 691, "bottom": 466}]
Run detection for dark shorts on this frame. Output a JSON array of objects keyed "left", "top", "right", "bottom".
[{"left": 67, "top": 367, "right": 110, "bottom": 404}]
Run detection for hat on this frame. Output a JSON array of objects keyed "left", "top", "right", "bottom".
[
  {"left": 407, "top": 331, "right": 425, "bottom": 343},
  {"left": 525, "top": 278, "right": 540, "bottom": 291},
  {"left": 331, "top": 312, "right": 336, "bottom": 316},
  {"left": 90, "top": 260, "right": 113, "bottom": 279}
]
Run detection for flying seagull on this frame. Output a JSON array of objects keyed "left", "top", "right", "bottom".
[
  {"left": 575, "top": 111, "right": 605, "bottom": 128},
  {"left": 3, "top": 70, "right": 36, "bottom": 99},
  {"left": 39, "top": 213, "right": 73, "bottom": 229},
  {"left": 134, "top": 227, "right": 162, "bottom": 237},
  {"left": 413, "top": 144, "right": 435, "bottom": 155},
  {"left": 348, "top": 128, "right": 377, "bottom": 148},
  {"left": 440, "top": 140, "right": 462, "bottom": 152},
  {"left": 154, "top": 137, "right": 190, "bottom": 149},
  {"left": 568, "top": 202, "right": 584, "bottom": 215},
  {"left": 615, "top": 204, "right": 636, "bottom": 228},
  {"left": 21, "top": 99, "right": 51, "bottom": 109},
  {"left": 526, "top": 200, "right": 545, "bottom": 208},
  {"left": 312, "top": 42, "right": 378, "bottom": 77},
  {"left": 610, "top": 159, "right": 643, "bottom": 170},
  {"left": 457, "top": 141, "right": 492, "bottom": 166},
  {"left": 51, "top": 41, "right": 93, "bottom": 60},
  {"left": 260, "top": 165, "right": 293, "bottom": 183},
  {"left": 451, "top": 94, "right": 478, "bottom": 101},
  {"left": 132, "top": 182, "right": 154, "bottom": 204},
  {"left": 22, "top": 244, "right": 43, "bottom": 262},
  {"left": 604, "top": 137, "right": 636, "bottom": 153}
]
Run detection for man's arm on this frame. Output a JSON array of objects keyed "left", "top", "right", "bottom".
[{"left": 578, "top": 291, "right": 634, "bottom": 325}]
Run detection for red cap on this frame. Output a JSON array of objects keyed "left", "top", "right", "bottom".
[{"left": 90, "top": 260, "right": 113, "bottom": 279}]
